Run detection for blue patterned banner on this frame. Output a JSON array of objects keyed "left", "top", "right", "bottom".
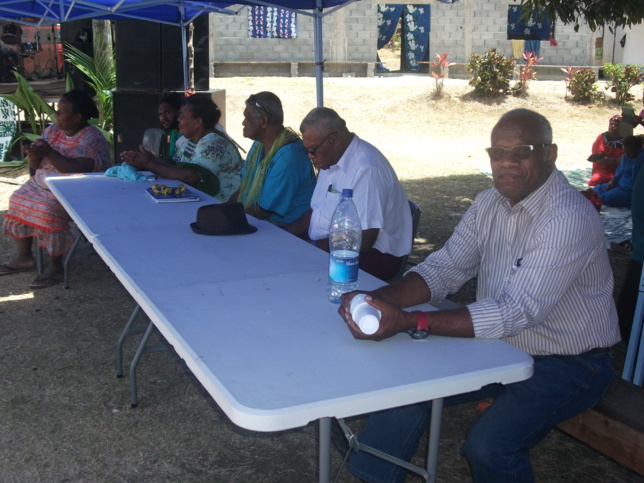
[
  {"left": 507, "top": 5, "right": 551, "bottom": 41},
  {"left": 248, "top": 6, "right": 298, "bottom": 39}
]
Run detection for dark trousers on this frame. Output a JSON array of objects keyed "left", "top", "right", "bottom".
[
  {"left": 359, "top": 248, "right": 403, "bottom": 282},
  {"left": 348, "top": 350, "right": 614, "bottom": 483}
]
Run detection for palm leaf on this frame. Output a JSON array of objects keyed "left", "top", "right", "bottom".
[{"left": 66, "top": 72, "right": 75, "bottom": 92}]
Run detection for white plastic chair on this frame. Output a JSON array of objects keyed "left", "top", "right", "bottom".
[
  {"left": 623, "top": 268, "right": 644, "bottom": 386},
  {"left": 141, "top": 128, "right": 166, "bottom": 157}
]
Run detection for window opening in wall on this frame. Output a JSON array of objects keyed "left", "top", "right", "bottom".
[{"left": 376, "top": 4, "right": 430, "bottom": 73}]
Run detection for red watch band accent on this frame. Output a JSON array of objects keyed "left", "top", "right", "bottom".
[{"left": 412, "top": 310, "right": 429, "bottom": 332}]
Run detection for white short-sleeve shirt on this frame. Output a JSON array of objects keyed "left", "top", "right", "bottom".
[{"left": 309, "top": 135, "right": 412, "bottom": 257}]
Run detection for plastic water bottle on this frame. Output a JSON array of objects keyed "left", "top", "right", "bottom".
[{"left": 327, "top": 189, "right": 362, "bottom": 303}]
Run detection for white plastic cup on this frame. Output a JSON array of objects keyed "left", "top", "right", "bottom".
[{"left": 350, "top": 294, "right": 381, "bottom": 335}]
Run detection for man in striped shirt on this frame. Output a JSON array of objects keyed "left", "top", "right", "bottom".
[{"left": 340, "top": 108, "right": 621, "bottom": 483}]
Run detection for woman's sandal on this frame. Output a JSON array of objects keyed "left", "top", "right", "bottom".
[
  {"left": 29, "top": 276, "right": 63, "bottom": 289},
  {"left": 0, "top": 264, "right": 33, "bottom": 276}
]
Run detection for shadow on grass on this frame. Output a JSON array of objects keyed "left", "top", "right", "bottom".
[{"left": 401, "top": 173, "right": 493, "bottom": 258}]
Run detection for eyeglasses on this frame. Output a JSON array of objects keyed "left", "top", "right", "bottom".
[
  {"left": 246, "top": 95, "right": 272, "bottom": 121},
  {"left": 307, "top": 131, "right": 337, "bottom": 157},
  {"left": 485, "top": 144, "right": 550, "bottom": 161}
]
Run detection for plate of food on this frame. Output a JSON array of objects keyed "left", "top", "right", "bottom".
[{"left": 146, "top": 183, "right": 200, "bottom": 203}]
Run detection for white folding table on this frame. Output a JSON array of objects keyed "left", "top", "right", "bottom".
[{"left": 46, "top": 174, "right": 534, "bottom": 482}]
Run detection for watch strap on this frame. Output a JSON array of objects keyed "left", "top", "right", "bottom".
[{"left": 412, "top": 310, "right": 429, "bottom": 332}]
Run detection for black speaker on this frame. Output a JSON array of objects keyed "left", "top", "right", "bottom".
[
  {"left": 160, "top": 16, "right": 209, "bottom": 91},
  {"left": 113, "top": 91, "right": 162, "bottom": 163},
  {"left": 116, "top": 18, "right": 208, "bottom": 92},
  {"left": 115, "top": 21, "right": 162, "bottom": 91}
]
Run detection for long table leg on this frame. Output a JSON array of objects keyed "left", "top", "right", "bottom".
[
  {"left": 115, "top": 304, "right": 142, "bottom": 378},
  {"left": 129, "top": 321, "right": 156, "bottom": 408},
  {"left": 335, "top": 418, "right": 431, "bottom": 481},
  {"left": 63, "top": 232, "right": 82, "bottom": 289},
  {"left": 319, "top": 417, "right": 331, "bottom": 483},
  {"left": 426, "top": 398, "right": 444, "bottom": 483}
]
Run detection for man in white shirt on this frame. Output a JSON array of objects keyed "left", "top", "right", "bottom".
[
  {"left": 339, "top": 108, "right": 620, "bottom": 483},
  {"left": 285, "top": 107, "right": 412, "bottom": 281}
]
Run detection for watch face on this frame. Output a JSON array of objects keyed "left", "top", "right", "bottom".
[{"left": 409, "top": 329, "right": 430, "bottom": 340}]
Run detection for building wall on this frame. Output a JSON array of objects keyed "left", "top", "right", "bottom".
[
  {"left": 599, "top": 23, "right": 644, "bottom": 66},
  {"left": 211, "top": 3, "right": 378, "bottom": 64},
  {"left": 429, "top": 0, "right": 596, "bottom": 66},
  {"left": 209, "top": 0, "right": 602, "bottom": 77}
]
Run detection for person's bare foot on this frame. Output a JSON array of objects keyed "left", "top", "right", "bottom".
[
  {"left": 29, "top": 266, "right": 64, "bottom": 289},
  {"left": 0, "top": 258, "right": 36, "bottom": 275}
]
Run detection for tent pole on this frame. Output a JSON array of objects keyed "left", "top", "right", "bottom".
[
  {"left": 181, "top": 21, "right": 189, "bottom": 92},
  {"left": 314, "top": 0, "right": 324, "bottom": 106}
]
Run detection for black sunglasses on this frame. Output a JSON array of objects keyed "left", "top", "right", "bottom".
[
  {"left": 485, "top": 144, "right": 550, "bottom": 161},
  {"left": 307, "top": 131, "right": 337, "bottom": 157},
  {"left": 246, "top": 95, "right": 273, "bottom": 121}
]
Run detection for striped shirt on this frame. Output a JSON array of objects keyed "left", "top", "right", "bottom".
[{"left": 410, "top": 169, "right": 620, "bottom": 356}]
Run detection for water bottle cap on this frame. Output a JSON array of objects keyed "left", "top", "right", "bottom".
[{"left": 341, "top": 189, "right": 353, "bottom": 197}]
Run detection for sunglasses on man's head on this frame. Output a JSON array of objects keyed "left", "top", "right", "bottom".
[
  {"left": 247, "top": 95, "right": 272, "bottom": 120},
  {"left": 485, "top": 144, "right": 550, "bottom": 161}
]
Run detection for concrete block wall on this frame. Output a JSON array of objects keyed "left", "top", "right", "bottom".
[
  {"left": 208, "top": 0, "right": 598, "bottom": 77},
  {"left": 430, "top": 0, "right": 595, "bottom": 66},
  {"left": 211, "top": 3, "right": 378, "bottom": 64}
]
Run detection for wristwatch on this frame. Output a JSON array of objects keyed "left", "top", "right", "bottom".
[{"left": 408, "top": 310, "right": 430, "bottom": 339}]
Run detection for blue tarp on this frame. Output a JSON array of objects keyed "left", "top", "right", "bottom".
[
  {"left": 0, "top": 0, "right": 356, "bottom": 26},
  {"left": 0, "top": 0, "right": 362, "bottom": 104}
]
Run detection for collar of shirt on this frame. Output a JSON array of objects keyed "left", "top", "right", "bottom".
[{"left": 329, "top": 134, "right": 359, "bottom": 176}]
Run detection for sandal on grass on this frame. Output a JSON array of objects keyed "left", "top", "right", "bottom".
[
  {"left": 0, "top": 264, "right": 33, "bottom": 276},
  {"left": 29, "top": 276, "right": 63, "bottom": 289}
]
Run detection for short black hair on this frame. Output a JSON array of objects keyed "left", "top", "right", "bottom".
[
  {"left": 183, "top": 94, "right": 221, "bottom": 130},
  {"left": 61, "top": 90, "right": 99, "bottom": 120},
  {"left": 623, "top": 135, "right": 643, "bottom": 154},
  {"left": 160, "top": 92, "right": 183, "bottom": 111}
]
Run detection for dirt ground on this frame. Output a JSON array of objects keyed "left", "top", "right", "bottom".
[{"left": 0, "top": 75, "right": 642, "bottom": 482}]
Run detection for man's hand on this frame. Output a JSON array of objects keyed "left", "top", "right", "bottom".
[{"left": 339, "top": 291, "right": 415, "bottom": 341}]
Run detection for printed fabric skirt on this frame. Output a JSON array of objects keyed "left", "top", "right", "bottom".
[{"left": 2, "top": 180, "right": 73, "bottom": 256}]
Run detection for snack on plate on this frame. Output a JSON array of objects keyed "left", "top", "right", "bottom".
[{"left": 150, "top": 183, "right": 187, "bottom": 197}]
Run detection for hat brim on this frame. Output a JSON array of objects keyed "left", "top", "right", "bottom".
[{"left": 190, "top": 222, "right": 257, "bottom": 236}]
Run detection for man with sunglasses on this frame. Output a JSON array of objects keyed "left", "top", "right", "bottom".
[
  {"left": 285, "top": 107, "right": 412, "bottom": 282},
  {"left": 228, "top": 91, "right": 315, "bottom": 233},
  {"left": 339, "top": 108, "right": 619, "bottom": 483}
]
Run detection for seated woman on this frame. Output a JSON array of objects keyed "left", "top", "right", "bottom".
[
  {"left": 594, "top": 135, "right": 643, "bottom": 208},
  {"left": 1, "top": 90, "right": 111, "bottom": 288},
  {"left": 122, "top": 94, "right": 243, "bottom": 201},
  {"left": 588, "top": 114, "right": 624, "bottom": 186}
]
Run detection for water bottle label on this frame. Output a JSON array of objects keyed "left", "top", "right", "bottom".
[{"left": 329, "top": 250, "right": 359, "bottom": 283}]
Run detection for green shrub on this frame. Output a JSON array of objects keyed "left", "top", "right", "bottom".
[
  {"left": 467, "top": 49, "right": 514, "bottom": 99},
  {"left": 602, "top": 63, "right": 644, "bottom": 103},
  {"left": 562, "top": 66, "right": 601, "bottom": 103}
]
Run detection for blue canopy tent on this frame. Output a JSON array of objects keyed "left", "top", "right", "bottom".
[{"left": 0, "top": 0, "right": 363, "bottom": 105}]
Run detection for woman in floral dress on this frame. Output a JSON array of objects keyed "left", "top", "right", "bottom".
[
  {"left": 1, "top": 90, "right": 110, "bottom": 288},
  {"left": 121, "top": 93, "right": 243, "bottom": 201}
]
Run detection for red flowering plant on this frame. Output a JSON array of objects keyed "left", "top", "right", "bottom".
[
  {"left": 430, "top": 52, "right": 455, "bottom": 98},
  {"left": 512, "top": 51, "right": 543, "bottom": 97}
]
